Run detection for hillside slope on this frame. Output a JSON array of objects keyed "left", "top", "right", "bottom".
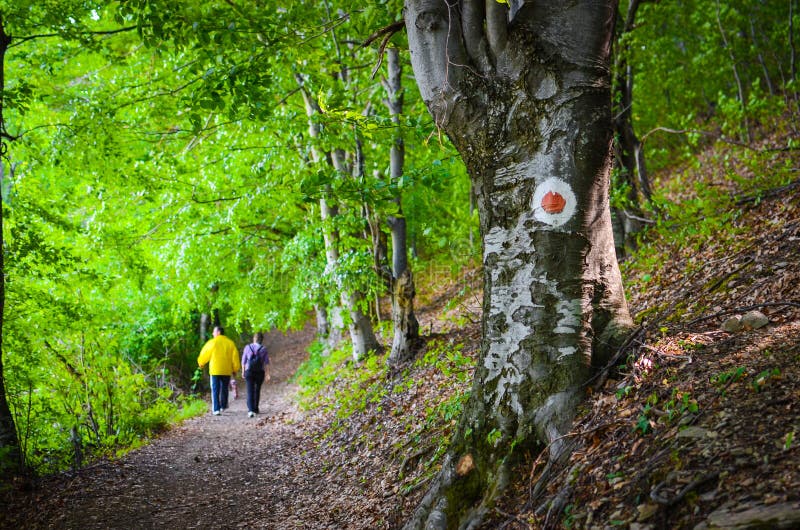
[{"left": 488, "top": 136, "right": 800, "bottom": 528}]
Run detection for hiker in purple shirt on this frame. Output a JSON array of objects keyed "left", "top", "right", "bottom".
[{"left": 241, "top": 332, "right": 270, "bottom": 418}]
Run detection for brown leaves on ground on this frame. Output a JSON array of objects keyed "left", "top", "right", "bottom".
[{"left": 489, "top": 138, "right": 800, "bottom": 529}]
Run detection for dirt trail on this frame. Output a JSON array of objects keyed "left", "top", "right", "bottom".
[{"left": 5, "top": 324, "right": 338, "bottom": 530}]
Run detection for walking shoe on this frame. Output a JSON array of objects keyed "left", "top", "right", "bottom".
[
  {"left": 212, "top": 410, "right": 221, "bottom": 416},
  {"left": 248, "top": 411, "right": 255, "bottom": 418}
]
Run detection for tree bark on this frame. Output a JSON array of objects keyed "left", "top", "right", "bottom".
[
  {"left": 383, "top": 47, "right": 420, "bottom": 366},
  {"left": 0, "top": 18, "right": 23, "bottom": 476},
  {"left": 329, "top": 148, "right": 382, "bottom": 361},
  {"left": 199, "top": 312, "right": 210, "bottom": 344},
  {"left": 404, "top": 2, "right": 633, "bottom": 527},
  {"left": 791, "top": 0, "right": 797, "bottom": 83}
]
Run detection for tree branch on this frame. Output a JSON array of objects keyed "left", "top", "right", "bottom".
[
  {"left": 362, "top": 19, "right": 405, "bottom": 48},
  {"left": 9, "top": 26, "right": 137, "bottom": 49},
  {"left": 685, "top": 301, "right": 800, "bottom": 327}
]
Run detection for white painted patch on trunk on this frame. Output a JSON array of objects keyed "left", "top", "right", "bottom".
[
  {"left": 556, "top": 346, "right": 577, "bottom": 361},
  {"left": 483, "top": 225, "right": 579, "bottom": 414},
  {"left": 483, "top": 216, "right": 540, "bottom": 415},
  {"left": 554, "top": 299, "right": 581, "bottom": 334},
  {"left": 533, "top": 177, "right": 577, "bottom": 227},
  {"left": 482, "top": 158, "right": 584, "bottom": 416}
]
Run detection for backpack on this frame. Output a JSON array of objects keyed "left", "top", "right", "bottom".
[{"left": 246, "top": 344, "right": 265, "bottom": 376}]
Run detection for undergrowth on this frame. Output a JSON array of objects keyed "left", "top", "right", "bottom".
[
  {"left": 293, "top": 337, "right": 476, "bottom": 491},
  {"left": 622, "top": 130, "right": 799, "bottom": 303}
]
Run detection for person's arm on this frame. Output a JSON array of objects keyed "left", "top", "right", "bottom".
[
  {"left": 263, "top": 348, "right": 271, "bottom": 381},
  {"left": 197, "top": 340, "right": 212, "bottom": 368}
]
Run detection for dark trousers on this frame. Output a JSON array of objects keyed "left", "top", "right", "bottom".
[
  {"left": 210, "top": 375, "right": 231, "bottom": 412},
  {"left": 245, "top": 373, "right": 264, "bottom": 413}
]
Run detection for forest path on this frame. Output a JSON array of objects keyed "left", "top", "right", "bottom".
[{"left": 8, "top": 324, "right": 341, "bottom": 529}]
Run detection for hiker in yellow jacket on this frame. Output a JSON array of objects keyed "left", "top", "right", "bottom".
[{"left": 197, "top": 326, "right": 241, "bottom": 415}]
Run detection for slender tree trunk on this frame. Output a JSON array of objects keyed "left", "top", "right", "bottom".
[
  {"left": 404, "top": 2, "right": 633, "bottom": 527},
  {"left": 716, "top": 0, "right": 753, "bottom": 143},
  {"left": 383, "top": 47, "right": 420, "bottom": 366},
  {"left": 366, "top": 200, "right": 391, "bottom": 288},
  {"left": 199, "top": 313, "right": 210, "bottom": 344},
  {"left": 749, "top": 18, "right": 776, "bottom": 96},
  {"left": 330, "top": 147, "right": 381, "bottom": 361},
  {"left": 614, "top": 0, "right": 652, "bottom": 205},
  {"left": 0, "top": 18, "right": 22, "bottom": 476},
  {"left": 790, "top": 0, "right": 800, "bottom": 118},
  {"left": 611, "top": 0, "right": 651, "bottom": 256},
  {"left": 314, "top": 304, "right": 330, "bottom": 340},
  {"left": 319, "top": 192, "right": 346, "bottom": 353},
  {"left": 298, "top": 78, "right": 379, "bottom": 361}
]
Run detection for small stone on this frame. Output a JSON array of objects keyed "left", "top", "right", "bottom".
[
  {"left": 637, "top": 503, "right": 660, "bottom": 521},
  {"left": 721, "top": 316, "right": 742, "bottom": 333},
  {"left": 741, "top": 310, "right": 769, "bottom": 330},
  {"left": 677, "top": 426, "right": 715, "bottom": 439}
]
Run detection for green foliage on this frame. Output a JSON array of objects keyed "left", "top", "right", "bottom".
[
  {"left": 6, "top": 332, "right": 205, "bottom": 474},
  {"left": 751, "top": 368, "right": 781, "bottom": 393},
  {"left": 635, "top": 403, "right": 653, "bottom": 435},
  {"left": 415, "top": 340, "right": 472, "bottom": 382},
  {"left": 664, "top": 390, "right": 699, "bottom": 421},
  {"left": 785, "top": 431, "right": 795, "bottom": 451},
  {"left": 711, "top": 366, "right": 747, "bottom": 391},
  {"left": 2, "top": 0, "right": 477, "bottom": 476},
  {"left": 293, "top": 342, "right": 358, "bottom": 411}
]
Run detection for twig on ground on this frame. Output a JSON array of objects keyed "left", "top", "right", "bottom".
[{"left": 685, "top": 301, "right": 800, "bottom": 327}]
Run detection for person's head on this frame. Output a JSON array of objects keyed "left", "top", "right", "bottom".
[
  {"left": 253, "top": 331, "right": 264, "bottom": 344},
  {"left": 213, "top": 326, "right": 224, "bottom": 337}
]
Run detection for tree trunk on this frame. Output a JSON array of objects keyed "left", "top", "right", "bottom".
[
  {"left": 329, "top": 149, "right": 381, "bottom": 361},
  {"left": 611, "top": 0, "right": 651, "bottom": 256},
  {"left": 404, "top": 2, "right": 633, "bottom": 527},
  {"left": 749, "top": 18, "right": 776, "bottom": 96},
  {"left": 383, "top": 47, "right": 420, "bottom": 366},
  {"left": 716, "top": 0, "right": 753, "bottom": 143},
  {"left": 791, "top": 0, "right": 797, "bottom": 83},
  {"left": 613, "top": 0, "right": 652, "bottom": 206},
  {"left": 0, "top": 19, "right": 23, "bottom": 476},
  {"left": 299, "top": 79, "right": 379, "bottom": 361},
  {"left": 199, "top": 312, "right": 210, "bottom": 344},
  {"left": 314, "top": 304, "right": 330, "bottom": 340}
]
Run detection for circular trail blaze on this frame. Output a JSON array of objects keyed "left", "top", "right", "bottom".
[{"left": 541, "top": 191, "right": 567, "bottom": 214}]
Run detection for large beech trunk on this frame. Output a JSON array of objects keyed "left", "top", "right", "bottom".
[{"left": 404, "top": 1, "right": 633, "bottom": 527}]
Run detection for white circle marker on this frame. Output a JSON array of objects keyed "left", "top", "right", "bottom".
[{"left": 532, "top": 177, "right": 576, "bottom": 227}]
